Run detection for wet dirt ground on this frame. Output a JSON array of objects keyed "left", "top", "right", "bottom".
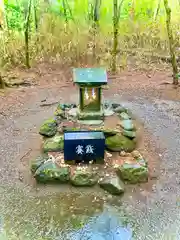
[{"left": 0, "top": 65, "right": 180, "bottom": 239}]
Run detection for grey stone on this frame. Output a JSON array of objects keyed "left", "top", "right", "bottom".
[
  {"left": 78, "top": 110, "right": 104, "bottom": 121},
  {"left": 54, "top": 104, "right": 66, "bottom": 118},
  {"left": 56, "top": 103, "right": 75, "bottom": 111},
  {"left": 102, "top": 128, "right": 120, "bottom": 137},
  {"left": 104, "top": 109, "right": 114, "bottom": 116},
  {"left": 68, "top": 108, "right": 78, "bottom": 118},
  {"left": 99, "top": 175, "right": 125, "bottom": 195},
  {"left": 112, "top": 103, "right": 121, "bottom": 109},
  {"left": 103, "top": 100, "right": 112, "bottom": 109},
  {"left": 114, "top": 106, "right": 128, "bottom": 113},
  {"left": 78, "top": 120, "right": 103, "bottom": 125},
  {"left": 122, "top": 130, "right": 136, "bottom": 139},
  {"left": 120, "top": 120, "right": 135, "bottom": 131},
  {"left": 131, "top": 150, "right": 142, "bottom": 159},
  {"left": 119, "top": 112, "right": 131, "bottom": 120},
  {"left": 65, "top": 103, "right": 77, "bottom": 108}
]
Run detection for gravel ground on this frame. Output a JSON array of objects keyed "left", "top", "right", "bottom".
[
  {"left": 0, "top": 83, "right": 180, "bottom": 239},
  {"left": 113, "top": 96, "right": 180, "bottom": 239}
]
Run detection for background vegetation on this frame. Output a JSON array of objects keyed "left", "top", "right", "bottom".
[{"left": 0, "top": 0, "right": 179, "bottom": 76}]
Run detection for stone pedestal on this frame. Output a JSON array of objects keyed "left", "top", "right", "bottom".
[{"left": 77, "top": 108, "right": 104, "bottom": 121}]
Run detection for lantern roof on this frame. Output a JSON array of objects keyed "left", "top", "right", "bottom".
[
  {"left": 73, "top": 68, "right": 107, "bottom": 86},
  {"left": 64, "top": 131, "right": 105, "bottom": 140}
]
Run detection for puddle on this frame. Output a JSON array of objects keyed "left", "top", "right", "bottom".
[
  {"left": 66, "top": 211, "right": 133, "bottom": 240},
  {"left": 0, "top": 185, "right": 136, "bottom": 240}
]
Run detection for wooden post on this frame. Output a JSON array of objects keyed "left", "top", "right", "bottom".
[{"left": 79, "top": 87, "right": 83, "bottom": 111}]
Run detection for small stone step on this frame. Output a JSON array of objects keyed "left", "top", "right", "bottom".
[{"left": 78, "top": 120, "right": 103, "bottom": 125}]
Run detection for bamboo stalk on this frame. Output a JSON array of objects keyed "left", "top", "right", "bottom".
[
  {"left": 0, "top": 74, "right": 5, "bottom": 89},
  {"left": 154, "top": 0, "right": 161, "bottom": 21},
  {"left": 163, "top": 0, "right": 179, "bottom": 84},
  {"left": 92, "top": 0, "right": 101, "bottom": 60},
  {"left": 112, "top": 0, "right": 124, "bottom": 73},
  {"left": 62, "top": 0, "right": 68, "bottom": 23},
  {"left": 112, "top": 0, "right": 118, "bottom": 73},
  {"left": 33, "top": 0, "right": 38, "bottom": 32},
  {"left": 24, "top": 0, "right": 32, "bottom": 68}
]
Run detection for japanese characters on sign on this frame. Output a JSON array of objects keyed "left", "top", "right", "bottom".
[{"left": 75, "top": 144, "right": 94, "bottom": 155}]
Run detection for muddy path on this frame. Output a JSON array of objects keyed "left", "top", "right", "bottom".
[{"left": 0, "top": 82, "right": 180, "bottom": 239}]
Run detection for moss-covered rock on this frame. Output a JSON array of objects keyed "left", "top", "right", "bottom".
[
  {"left": 78, "top": 111, "right": 104, "bottom": 121},
  {"left": 104, "top": 109, "right": 114, "bottom": 117},
  {"left": 30, "top": 154, "right": 49, "bottom": 174},
  {"left": 131, "top": 151, "right": 148, "bottom": 167},
  {"left": 103, "top": 128, "right": 120, "bottom": 137},
  {"left": 112, "top": 103, "right": 121, "bottom": 109},
  {"left": 62, "top": 127, "right": 82, "bottom": 132},
  {"left": 54, "top": 105, "right": 65, "bottom": 118},
  {"left": 119, "top": 112, "right": 131, "bottom": 120},
  {"left": 54, "top": 103, "right": 76, "bottom": 118},
  {"left": 114, "top": 106, "right": 128, "bottom": 113},
  {"left": 91, "top": 127, "right": 119, "bottom": 137},
  {"left": 54, "top": 116, "right": 62, "bottom": 125},
  {"left": 43, "top": 135, "right": 64, "bottom": 152},
  {"left": 58, "top": 103, "right": 76, "bottom": 110},
  {"left": 99, "top": 175, "right": 125, "bottom": 195},
  {"left": 117, "top": 159, "right": 148, "bottom": 184},
  {"left": 105, "top": 134, "right": 136, "bottom": 152},
  {"left": 119, "top": 120, "right": 135, "bottom": 131},
  {"left": 131, "top": 150, "right": 142, "bottom": 159},
  {"left": 39, "top": 118, "right": 57, "bottom": 137},
  {"left": 70, "top": 167, "right": 98, "bottom": 186},
  {"left": 34, "top": 160, "right": 70, "bottom": 183},
  {"left": 122, "top": 130, "right": 136, "bottom": 139}
]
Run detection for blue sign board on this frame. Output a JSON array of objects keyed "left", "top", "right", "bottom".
[{"left": 64, "top": 131, "right": 105, "bottom": 163}]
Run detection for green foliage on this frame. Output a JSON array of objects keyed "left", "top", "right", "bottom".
[
  {"left": 4, "top": 0, "right": 180, "bottom": 31},
  {"left": 0, "top": 0, "right": 180, "bottom": 70},
  {"left": 5, "top": 3, "right": 23, "bottom": 30}
]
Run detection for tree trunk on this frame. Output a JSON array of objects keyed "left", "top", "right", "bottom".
[
  {"left": 0, "top": 74, "right": 5, "bottom": 89},
  {"left": 154, "top": 0, "right": 161, "bottom": 21},
  {"left": 65, "top": 0, "right": 74, "bottom": 21},
  {"left": 33, "top": 0, "right": 38, "bottom": 32},
  {"left": 93, "top": 0, "right": 101, "bottom": 26},
  {"left": 163, "top": 0, "right": 179, "bottom": 85},
  {"left": 130, "top": 0, "right": 135, "bottom": 20},
  {"left": 24, "top": 0, "right": 32, "bottom": 68},
  {"left": 62, "top": 0, "right": 68, "bottom": 23},
  {"left": 112, "top": 0, "right": 124, "bottom": 73},
  {"left": 92, "top": 0, "right": 101, "bottom": 60},
  {"left": 0, "top": 0, "right": 7, "bottom": 30}
]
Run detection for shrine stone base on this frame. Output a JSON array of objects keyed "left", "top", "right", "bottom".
[
  {"left": 77, "top": 120, "right": 103, "bottom": 125},
  {"left": 68, "top": 107, "right": 104, "bottom": 121},
  {"left": 30, "top": 101, "right": 149, "bottom": 196}
]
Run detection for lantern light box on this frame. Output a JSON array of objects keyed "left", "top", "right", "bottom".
[{"left": 73, "top": 68, "right": 107, "bottom": 120}]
